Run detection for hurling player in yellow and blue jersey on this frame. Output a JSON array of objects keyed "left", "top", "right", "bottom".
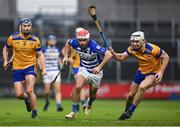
[
  {"left": 3, "top": 18, "right": 46, "bottom": 118},
  {"left": 110, "top": 31, "right": 169, "bottom": 120}
]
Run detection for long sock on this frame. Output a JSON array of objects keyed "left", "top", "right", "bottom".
[
  {"left": 129, "top": 104, "right": 136, "bottom": 113},
  {"left": 45, "top": 93, "right": 49, "bottom": 103},
  {"left": 56, "top": 102, "right": 62, "bottom": 108},
  {"left": 77, "top": 104, "right": 80, "bottom": 111},
  {"left": 24, "top": 96, "right": 29, "bottom": 102},
  {"left": 88, "top": 99, "right": 93, "bottom": 106},
  {"left": 32, "top": 110, "right": 37, "bottom": 116},
  {"left": 125, "top": 96, "right": 134, "bottom": 111},
  {"left": 45, "top": 97, "right": 49, "bottom": 104},
  {"left": 81, "top": 100, "right": 86, "bottom": 107},
  {"left": 72, "top": 103, "right": 78, "bottom": 113}
]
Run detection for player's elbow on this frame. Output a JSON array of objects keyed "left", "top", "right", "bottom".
[
  {"left": 118, "top": 58, "right": 124, "bottom": 62},
  {"left": 116, "top": 57, "right": 125, "bottom": 63},
  {"left": 106, "top": 50, "right": 113, "bottom": 59},
  {"left": 38, "top": 52, "right": 45, "bottom": 61},
  {"left": 26, "top": 87, "right": 33, "bottom": 95},
  {"left": 165, "top": 53, "right": 169, "bottom": 61},
  {"left": 162, "top": 51, "right": 169, "bottom": 62},
  {"left": 3, "top": 46, "right": 8, "bottom": 53}
]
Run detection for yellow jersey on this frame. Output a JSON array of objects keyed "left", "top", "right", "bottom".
[
  {"left": 6, "top": 32, "right": 42, "bottom": 70},
  {"left": 126, "top": 43, "right": 162, "bottom": 74},
  {"left": 69, "top": 47, "right": 80, "bottom": 68}
]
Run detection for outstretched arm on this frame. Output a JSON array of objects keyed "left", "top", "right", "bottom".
[{"left": 109, "top": 47, "right": 129, "bottom": 62}]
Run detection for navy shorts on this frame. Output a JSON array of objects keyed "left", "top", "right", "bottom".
[
  {"left": 133, "top": 70, "right": 156, "bottom": 85},
  {"left": 13, "top": 65, "right": 37, "bottom": 83},
  {"left": 72, "top": 67, "right": 79, "bottom": 75}
]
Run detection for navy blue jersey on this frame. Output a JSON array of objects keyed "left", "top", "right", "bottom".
[
  {"left": 42, "top": 46, "right": 60, "bottom": 72},
  {"left": 68, "top": 38, "right": 106, "bottom": 72}
]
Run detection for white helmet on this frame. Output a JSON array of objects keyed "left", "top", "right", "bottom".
[
  {"left": 130, "top": 31, "right": 145, "bottom": 41},
  {"left": 76, "top": 29, "right": 90, "bottom": 40}
]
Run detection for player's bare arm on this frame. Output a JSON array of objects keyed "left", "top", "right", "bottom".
[
  {"left": 37, "top": 51, "right": 47, "bottom": 75},
  {"left": 63, "top": 42, "right": 71, "bottom": 64},
  {"left": 61, "top": 46, "right": 65, "bottom": 56},
  {"left": 2, "top": 46, "right": 9, "bottom": 69},
  {"left": 62, "top": 42, "right": 74, "bottom": 64},
  {"left": 155, "top": 50, "right": 169, "bottom": 84},
  {"left": 58, "top": 57, "right": 62, "bottom": 65},
  {"left": 92, "top": 50, "right": 112, "bottom": 74},
  {"left": 109, "top": 47, "right": 129, "bottom": 62}
]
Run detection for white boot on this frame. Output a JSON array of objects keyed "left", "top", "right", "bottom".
[{"left": 65, "top": 112, "right": 76, "bottom": 119}]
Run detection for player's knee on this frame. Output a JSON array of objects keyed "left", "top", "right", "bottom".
[
  {"left": 54, "top": 89, "right": 60, "bottom": 94},
  {"left": 89, "top": 94, "right": 96, "bottom": 101},
  {"left": 45, "top": 87, "right": 50, "bottom": 94},
  {"left": 74, "top": 85, "right": 82, "bottom": 92},
  {"left": 55, "top": 87, "right": 60, "bottom": 92},
  {"left": 128, "top": 93, "right": 135, "bottom": 99},
  {"left": 26, "top": 87, "right": 34, "bottom": 95},
  {"left": 44, "top": 91, "right": 50, "bottom": 95},
  {"left": 90, "top": 97, "right": 96, "bottom": 101},
  {"left": 138, "top": 86, "right": 146, "bottom": 92}
]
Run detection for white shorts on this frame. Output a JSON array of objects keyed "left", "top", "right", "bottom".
[
  {"left": 77, "top": 67, "right": 103, "bottom": 88},
  {"left": 43, "top": 71, "right": 61, "bottom": 84}
]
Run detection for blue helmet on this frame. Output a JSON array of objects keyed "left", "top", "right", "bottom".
[
  {"left": 18, "top": 18, "right": 32, "bottom": 26},
  {"left": 47, "top": 35, "right": 57, "bottom": 41}
]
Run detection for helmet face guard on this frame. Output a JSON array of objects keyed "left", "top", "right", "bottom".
[
  {"left": 130, "top": 31, "right": 145, "bottom": 50},
  {"left": 19, "top": 18, "right": 32, "bottom": 35},
  {"left": 76, "top": 29, "right": 90, "bottom": 49}
]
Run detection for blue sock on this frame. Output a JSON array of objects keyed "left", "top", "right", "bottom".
[
  {"left": 32, "top": 110, "right": 37, "bottom": 116},
  {"left": 56, "top": 102, "right": 61, "bottom": 108},
  {"left": 24, "top": 96, "right": 29, "bottom": 102},
  {"left": 72, "top": 103, "right": 78, "bottom": 113},
  {"left": 88, "top": 99, "right": 93, "bottom": 106},
  {"left": 129, "top": 104, "right": 136, "bottom": 112},
  {"left": 81, "top": 100, "right": 86, "bottom": 107}
]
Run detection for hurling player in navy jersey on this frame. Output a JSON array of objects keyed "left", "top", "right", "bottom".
[{"left": 63, "top": 29, "right": 112, "bottom": 119}]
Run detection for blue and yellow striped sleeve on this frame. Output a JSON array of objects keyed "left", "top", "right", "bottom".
[
  {"left": 125, "top": 47, "right": 132, "bottom": 55},
  {"left": 151, "top": 44, "right": 162, "bottom": 58}
]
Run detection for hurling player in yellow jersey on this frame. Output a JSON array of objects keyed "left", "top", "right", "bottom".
[
  {"left": 110, "top": 31, "right": 169, "bottom": 120},
  {"left": 3, "top": 18, "right": 46, "bottom": 118}
]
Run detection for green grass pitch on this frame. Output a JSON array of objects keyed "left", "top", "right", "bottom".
[{"left": 0, "top": 98, "right": 180, "bottom": 126}]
